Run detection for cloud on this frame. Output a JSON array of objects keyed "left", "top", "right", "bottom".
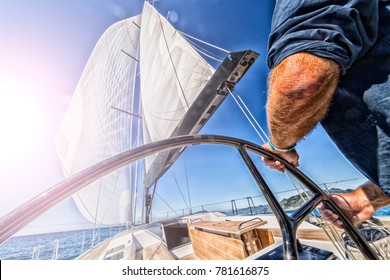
[
  {"left": 169, "top": 10, "right": 179, "bottom": 23},
  {"left": 108, "top": 1, "right": 126, "bottom": 18}
]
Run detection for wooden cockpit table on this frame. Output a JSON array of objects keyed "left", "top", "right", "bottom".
[{"left": 189, "top": 218, "right": 273, "bottom": 259}]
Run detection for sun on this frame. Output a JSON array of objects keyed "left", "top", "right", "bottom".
[{"left": 0, "top": 80, "right": 45, "bottom": 166}]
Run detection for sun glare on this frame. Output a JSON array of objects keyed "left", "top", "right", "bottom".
[{"left": 0, "top": 80, "right": 45, "bottom": 166}]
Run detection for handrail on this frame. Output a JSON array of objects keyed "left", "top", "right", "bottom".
[
  {"left": 237, "top": 217, "right": 264, "bottom": 231},
  {"left": 189, "top": 218, "right": 204, "bottom": 224}
]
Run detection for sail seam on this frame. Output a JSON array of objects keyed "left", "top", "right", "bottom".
[
  {"left": 157, "top": 14, "right": 190, "bottom": 109},
  {"left": 124, "top": 18, "right": 138, "bottom": 51}
]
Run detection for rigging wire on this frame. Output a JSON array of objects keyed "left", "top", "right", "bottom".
[
  {"left": 83, "top": 166, "right": 129, "bottom": 248},
  {"left": 284, "top": 172, "right": 311, "bottom": 202},
  {"left": 182, "top": 35, "right": 224, "bottom": 62},
  {"left": 232, "top": 89, "right": 270, "bottom": 141},
  {"left": 228, "top": 88, "right": 354, "bottom": 257},
  {"left": 283, "top": 173, "right": 350, "bottom": 258},
  {"left": 184, "top": 34, "right": 224, "bottom": 60},
  {"left": 228, "top": 88, "right": 267, "bottom": 143},
  {"left": 186, "top": 42, "right": 224, "bottom": 63},
  {"left": 170, "top": 167, "right": 191, "bottom": 212},
  {"left": 91, "top": 180, "right": 103, "bottom": 248},
  {"left": 154, "top": 192, "right": 181, "bottom": 218},
  {"left": 285, "top": 172, "right": 352, "bottom": 259},
  {"left": 178, "top": 30, "right": 231, "bottom": 54},
  {"left": 183, "top": 156, "right": 193, "bottom": 214}
]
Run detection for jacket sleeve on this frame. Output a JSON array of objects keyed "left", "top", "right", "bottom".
[{"left": 267, "top": 0, "right": 379, "bottom": 73}]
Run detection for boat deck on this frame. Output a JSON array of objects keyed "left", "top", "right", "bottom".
[{"left": 76, "top": 212, "right": 390, "bottom": 260}]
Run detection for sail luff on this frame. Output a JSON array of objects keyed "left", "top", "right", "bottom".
[{"left": 127, "top": 26, "right": 142, "bottom": 226}]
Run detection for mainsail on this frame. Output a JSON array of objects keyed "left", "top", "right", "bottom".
[
  {"left": 55, "top": 15, "right": 142, "bottom": 225},
  {"left": 55, "top": 2, "right": 258, "bottom": 226}
]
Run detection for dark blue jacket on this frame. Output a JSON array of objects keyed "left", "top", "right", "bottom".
[
  {"left": 268, "top": 0, "right": 379, "bottom": 73},
  {"left": 267, "top": 0, "right": 390, "bottom": 196}
]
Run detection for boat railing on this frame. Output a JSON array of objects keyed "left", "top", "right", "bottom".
[
  {"left": 151, "top": 195, "right": 270, "bottom": 222},
  {"left": 28, "top": 225, "right": 126, "bottom": 260},
  {"left": 31, "top": 239, "right": 59, "bottom": 260},
  {"left": 150, "top": 190, "right": 313, "bottom": 222}
]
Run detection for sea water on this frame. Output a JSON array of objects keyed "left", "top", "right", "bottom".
[
  {"left": 0, "top": 226, "right": 125, "bottom": 260},
  {"left": 1, "top": 207, "right": 389, "bottom": 260}
]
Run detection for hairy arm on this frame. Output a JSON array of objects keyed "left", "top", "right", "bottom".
[{"left": 266, "top": 52, "right": 340, "bottom": 149}]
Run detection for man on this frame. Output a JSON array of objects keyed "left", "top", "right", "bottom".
[{"left": 262, "top": 0, "right": 390, "bottom": 228}]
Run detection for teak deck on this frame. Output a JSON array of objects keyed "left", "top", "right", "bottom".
[{"left": 143, "top": 242, "right": 175, "bottom": 260}]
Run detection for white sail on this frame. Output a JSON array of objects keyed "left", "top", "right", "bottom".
[
  {"left": 55, "top": 15, "right": 142, "bottom": 225},
  {"left": 140, "top": 2, "right": 214, "bottom": 176},
  {"left": 54, "top": 2, "right": 242, "bottom": 225}
]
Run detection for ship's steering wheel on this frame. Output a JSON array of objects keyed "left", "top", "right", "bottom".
[{"left": 0, "top": 134, "right": 379, "bottom": 259}]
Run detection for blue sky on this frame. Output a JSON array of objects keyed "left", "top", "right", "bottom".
[{"left": 0, "top": 0, "right": 366, "bottom": 235}]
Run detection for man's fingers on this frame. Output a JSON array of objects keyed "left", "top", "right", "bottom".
[
  {"left": 262, "top": 157, "right": 285, "bottom": 172},
  {"left": 319, "top": 205, "right": 344, "bottom": 228},
  {"left": 290, "top": 158, "right": 300, "bottom": 167}
]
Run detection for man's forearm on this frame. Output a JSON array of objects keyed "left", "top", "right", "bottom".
[
  {"left": 361, "top": 182, "right": 390, "bottom": 211},
  {"left": 266, "top": 52, "right": 340, "bottom": 148}
]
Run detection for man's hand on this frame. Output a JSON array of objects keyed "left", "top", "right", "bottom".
[
  {"left": 319, "top": 182, "right": 390, "bottom": 228},
  {"left": 319, "top": 192, "right": 375, "bottom": 229},
  {"left": 261, "top": 142, "right": 300, "bottom": 172}
]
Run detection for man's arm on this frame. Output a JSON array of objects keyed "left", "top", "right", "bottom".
[
  {"left": 262, "top": 52, "right": 340, "bottom": 171},
  {"left": 267, "top": 52, "right": 340, "bottom": 149}
]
